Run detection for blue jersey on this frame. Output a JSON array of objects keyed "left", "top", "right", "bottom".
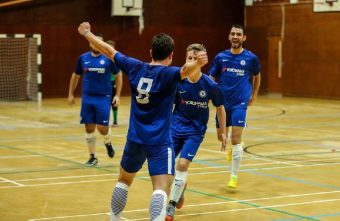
[
  {"left": 171, "top": 74, "right": 224, "bottom": 137},
  {"left": 209, "top": 49, "right": 260, "bottom": 109},
  {"left": 114, "top": 52, "right": 181, "bottom": 145},
  {"left": 75, "top": 51, "right": 120, "bottom": 95}
]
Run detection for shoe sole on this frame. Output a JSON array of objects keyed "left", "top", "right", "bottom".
[
  {"left": 228, "top": 185, "right": 237, "bottom": 189},
  {"left": 165, "top": 215, "right": 174, "bottom": 221},
  {"left": 85, "top": 161, "right": 98, "bottom": 167},
  {"left": 176, "top": 197, "right": 185, "bottom": 209}
]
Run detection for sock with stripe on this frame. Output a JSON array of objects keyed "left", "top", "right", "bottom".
[{"left": 110, "top": 182, "right": 129, "bottom": 221}]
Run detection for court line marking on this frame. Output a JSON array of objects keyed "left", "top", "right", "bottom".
[
  {"left": 140, "top": 199, "right": 339, "bottom": 221},
  {"left": 28, "top": 213, "right": 131, "bottom": 221},
  {"left": 0, "top": 155, "right": 42, "bottom": 159},
  {"left": 273, "top": 212, "right": 340, "bottom": 221},
  {"left": 27, "top": 198, "right": 340, "bottom": 221},
  {"left": 1, "top": 161, "right": 339, "bottom": 189},
  {"left": 0, "top": 176, "right": 24, "bottom": 186},
  {"left": 0, "top": 161, "right": 285, "bottom": 183}
]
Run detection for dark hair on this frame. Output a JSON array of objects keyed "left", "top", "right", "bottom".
[
  {"left": 230, "top": 24, "right": 246, "bottom": 35},
  {"left": 151, "top": 33, "right": 174, "bottom": 61},
  {"left": 106, "top": 40, "right": 115, "bottom": 47}
]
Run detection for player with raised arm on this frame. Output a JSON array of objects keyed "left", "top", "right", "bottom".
[
  {"left": 77, "top": 22, "right": 208, "bottom": 221},
  {"left": 165, "top": 43, "right": 227, "bottom": 221}
]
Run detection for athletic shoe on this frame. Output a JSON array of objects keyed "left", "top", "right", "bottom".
[
  {"left": 112, "top": 123, "right": 118, "bottom": 127},
  {"left": 228, "top": 175, "right": 238, "bottom": 189},
  {"left": 176, "top": 183, "right": 187, "bottom": 209},
  {"left": 165, "top": 203, "right": 176, "bottom": 221},
  {"left": 105, "top": 142, "right": 115, "bottom": 158},
  {"left": 85, "top": 157, "right": 98, "bottom": 167}
]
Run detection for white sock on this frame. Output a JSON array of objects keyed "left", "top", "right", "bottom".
[
  {"left": 231, "top": 143, "right": 243, "bottom": 177},
  {"left": 110, "top": 182, "right": 129, "bottom": 221},
  {"left": 102, "top": 129, "right": 111, "bottom": 145},
  {"left": 169, "top": 170, "right": 187, "bottom": 204},
  {"left": 150, "top": 189, "right": 167, "bottom": 221},
  {"left": 85, "top": 132, "right": 96, "bottom": 153}
]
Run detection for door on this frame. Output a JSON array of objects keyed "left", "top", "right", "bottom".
[{"left": 267, "top": 36, "right": 283, "bottom": 93}]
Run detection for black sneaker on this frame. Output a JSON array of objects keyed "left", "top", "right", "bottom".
[
  {"left": 105, "top": 142, "right": 115, "bottom": 158},
  {"left": 85, "top": 157, "right": 98, "bottom": 167}
]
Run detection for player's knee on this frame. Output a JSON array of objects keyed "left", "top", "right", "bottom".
[
  {"left": 85, "top": 132, "right": 96, "bottom": 145},
  {"left": 177, "top": 161, "right": 189, "bottom": 171}
]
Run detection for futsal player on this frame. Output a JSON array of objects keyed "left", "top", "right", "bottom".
[
  {"left": 209, "top": 24, "right": 261, "bottom": 189},
  {"left": 68, "top": 33, "right": 122, "bottom": 166},
  {"left": 77, "top": 22, "right": 208, "bottom": 221},
  {"left": 165, "top": 43, "right": 227, "bottom": 221}
]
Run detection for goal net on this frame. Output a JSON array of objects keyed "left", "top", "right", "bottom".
[{"left": 0, "top": 34, "right": 41, "bottom": 101}]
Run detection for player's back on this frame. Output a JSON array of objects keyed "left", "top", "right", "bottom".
[{"left": 114, "top": 52, "right": 181, "bottom": 145}]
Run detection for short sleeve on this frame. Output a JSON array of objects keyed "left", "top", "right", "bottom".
[
  {"left": 114, "top": 52, "right": 142, "bottom": 78},
  {"left": 208, "top": 55, "right": 221, "bottom": 78},
  {"left": 74, "top": 56, "right": 83, "bottom": 75},
  {"left": 211, "top": 84, "right": 224, "bottom": 107},
  {"left": 252, "top": 55, "right": 261, "bottom": 75},
  {"left": 109, "top": 60, "right": 120, "bottom": 75}
]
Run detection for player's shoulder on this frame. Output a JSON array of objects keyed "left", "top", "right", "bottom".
[
  {"left": 216, "top": 49, "right": 230, "bottom": 57},
  {"left": 158, "top": 65, "right": 181, "bottom": 74},
  {"left": 79, "top": 51, "right": 91, "bottom": 58},
  {"left": 201, "top": 73, "right": 218, "bottom": 86},
  {"left": 243, "top": 49, "right": 259, "bottom": 59}
]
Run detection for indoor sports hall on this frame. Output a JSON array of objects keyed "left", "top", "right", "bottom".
[{"left": 0, "top": 0, "right": 339, "bottom": 220}]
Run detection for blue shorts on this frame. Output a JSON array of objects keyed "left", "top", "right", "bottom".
[
  {"left": 216, "top": 108, "right": 247, "bottom": 128},
  {"left": 120, "top": 140, "right": 175, "bottom": 176},
  {"left": 173, "top": 134, "right": 204, "bottom": 161},
  {"left": 80, "top": 93, "right": 111, "bottom": 126}
]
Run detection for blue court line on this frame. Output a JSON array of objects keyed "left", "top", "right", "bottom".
[{"left": 272, "top": 212, "right": 340, "bottom": 221}]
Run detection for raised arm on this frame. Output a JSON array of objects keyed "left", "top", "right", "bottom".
[
  {"left": 78, "top": 22, "right": 117, "bottom": 60},
  {"left": 180, "top": 51, "right": 208, "bottom": 80}
]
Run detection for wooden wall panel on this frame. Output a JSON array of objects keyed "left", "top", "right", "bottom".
[
  {"left": 246, "top": 1, "right": 340, "bottom": 98},
  {"left": 0, "top": 0, "right": 244, "bottom": 98}
]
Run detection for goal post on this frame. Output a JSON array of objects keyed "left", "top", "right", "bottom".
[{"left": 0, "top": 34, "right": 42, "bottom": 103}]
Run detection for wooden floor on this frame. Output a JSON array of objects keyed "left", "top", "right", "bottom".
[{"left": 0, "top": 96, "right": 340, "bottom": 221}]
